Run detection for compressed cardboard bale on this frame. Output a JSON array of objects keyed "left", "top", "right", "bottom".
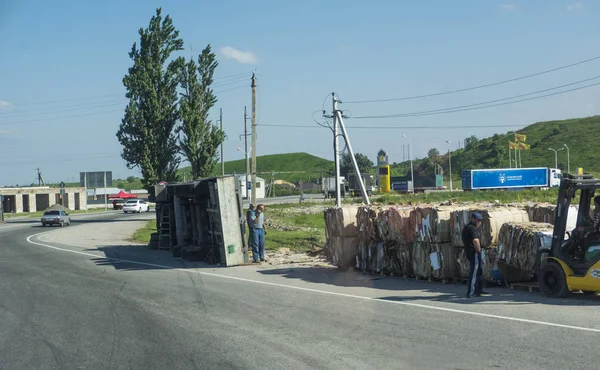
[
  {"left": 357, "top": 206, "right": 381, "bottom": 243},
  {"left": 323, "top": 206, "right": 360, "bottom": 268},
  {"left": 481, "top": 248, "right": 499, "bottom": 282},
  {"left": 497, "top": 222, "right": 553, "bottom": 274},
  {"left": 376, "top": 206, "right": 414, "bottom": 276},
  {"left": 324, "top": 205, "right": 359, "bottom": 238},
  {"left": 411, "top": 206, "right": 455, "bottom": 243},
  {"left": 377, "top": 206, "right": 414, "bottom": 243},
  {"left": 451, "top": 207, "right": 529, "bottom": 247},
  {"left": 526, "top": 204, "right": 578, "bottom": 230},
  {"left": 411, "top": 242, "right": 457, "bottom": 279}
]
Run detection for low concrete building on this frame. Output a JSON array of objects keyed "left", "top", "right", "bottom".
[{"left": 0, "top": 186, "right": 87, "bottom": 213}]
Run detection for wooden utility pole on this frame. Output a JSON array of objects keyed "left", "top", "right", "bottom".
[
  {"left": 250, "top": 72, "right": 257, "bottom": 205},
  {"left": 219, "top": 108, "right": 224, "bottom": 176},
  {"left": 244, "top": 107, "right": 250, "bottom": 199}
]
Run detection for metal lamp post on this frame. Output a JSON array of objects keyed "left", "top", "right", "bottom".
[
  {"left": 548, "top": 147, "right": 564, "bottom": 170},
  {"left": 563, "top": 144, "right": 570, "bottom": 174},
  {"left": 446, "top": 140, "right": 452, "bottom": 192},
  {"left": 402, "top": 134, "right": 414, "bottom": 193}
]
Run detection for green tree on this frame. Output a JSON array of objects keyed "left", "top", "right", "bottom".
[
  {"left": 427, "top": 148, "right": 440, "bottom": 161},
  {"left": 126, "top": 176, "right": 136, "bottom": 183},
  {"left": 116, "top": 8, "right": 183, "bottom": 188},
  {"left": 177, "top": 45, "right": 225, "bottom": 179},
  {"left": 464, "top": 135, "right": 479, "bottom": 150},
  {"left": 340, "top": 152, "right": 374, "bottom": 176}
]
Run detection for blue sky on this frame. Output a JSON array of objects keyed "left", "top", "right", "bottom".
[{"left": 1, "top": 0, "right": 599, "bottom": 186}]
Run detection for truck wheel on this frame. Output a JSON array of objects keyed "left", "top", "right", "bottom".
[{"left": 539, "top": 262, "right": 570, "bottom": 298}]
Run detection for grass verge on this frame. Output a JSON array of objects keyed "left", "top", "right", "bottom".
[{"left": 131, "top": 219, "right": 156, "bottom": 244}]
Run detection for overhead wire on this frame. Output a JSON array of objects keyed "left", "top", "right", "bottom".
[
  {"left": 352, "top": 79, "right": 600, "bottom": 119},
  {"left": 258, "top": 123, "right": 519, "bottom": 130},
  {"left": 4, "top": 71, "right": 253, "bottom": 108},
  {"left": 343, "top": 55, "right": 600, "bottom": 104},
  {"left": 0, "top": 84, "right": 247, "bottom": 125}
]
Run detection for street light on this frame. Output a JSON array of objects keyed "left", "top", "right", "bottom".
[
  {"left": 446, "top": 140, "right": 452, "bottom": 192},
  {"left": 402, "top": 134, "right": 414, "bottom": 193},
  {"left": 563, "top": 143, "right": 570, "bottom": 174},
  {"left": 237, "top": 147, "right": 252, "bottom": 198},
  {"left": 548, "top": 147, "right": 564, "bottom": 170}
]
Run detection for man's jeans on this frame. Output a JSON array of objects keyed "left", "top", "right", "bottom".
[{"left": 252, "top": 228, "right": 265, "bottom": 262}]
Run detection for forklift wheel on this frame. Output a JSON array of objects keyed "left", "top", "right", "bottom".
[{"left": 539, "top": 262, "right": 570, "bottom": 298}]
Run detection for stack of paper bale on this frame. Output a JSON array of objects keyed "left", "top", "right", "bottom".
[
  {"left": 497, "top": 222, "right": 553, "bottom": 275},
  {"left": 410, "top": 206, "right": 457, "bottom": 279},
  {"left": 412, "top": 242, "right": 457, "bottom": 280},
  {"left": 356, "top": 206, "right": 383, "bottom": 272},
  {"left": 323, "top": 206, "right": 360, "bottom": 268},
  {"left": 451, "top": 206, "right": 529, "bottom": 282},
  {"left": 376, "top": 206, "right": 414, "bottom": 276},
  {"left": 526, "top": 204, "right": 579, "bottom": 230}
]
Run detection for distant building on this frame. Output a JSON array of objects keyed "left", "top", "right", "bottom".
[{"left": 236, "top": 175, "right": 266, "bottom": 199}]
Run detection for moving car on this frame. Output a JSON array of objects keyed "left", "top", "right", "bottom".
[
  {"left": 123, "top": 199, "right": 150, "bottom": 213},
  {"left": 41, "top": 209, "right": 71, "bottom": 227}
]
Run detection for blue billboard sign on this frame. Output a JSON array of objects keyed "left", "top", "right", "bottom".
[{"left": 470, "top": 168, "right": 548, "bottom": 189}]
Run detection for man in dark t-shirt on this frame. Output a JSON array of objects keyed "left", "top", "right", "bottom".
[{"left": 462, "top": 211, "right": 488, "bottom": 298}]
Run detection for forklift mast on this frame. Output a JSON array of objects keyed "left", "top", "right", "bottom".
[{"left": 550, "top": 174, "right": 599, "bottom": 258}]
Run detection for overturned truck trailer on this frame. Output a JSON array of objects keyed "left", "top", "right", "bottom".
[{"left": 152, "top": 176, "right": 248, "bottom": 266}]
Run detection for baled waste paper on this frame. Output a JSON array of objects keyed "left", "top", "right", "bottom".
[
  {"left": 323, "top": 206, "right": 360, "bottom": 268},
  {"left": 323, "top": 203, "right": 560, "bottom": 285},
  {"left": 451, "top": 207, "right": 529, "bottom": 247},
  {"left": 497, "top": 222, "right": 554, "bottom": 274},
  {"left": 411, "top": 242, "right": 457, "bottom": 279}
]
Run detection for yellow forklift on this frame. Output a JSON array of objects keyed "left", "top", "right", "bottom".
[{"left": 539, "top": 173, "right": 600, "bottom": 297}]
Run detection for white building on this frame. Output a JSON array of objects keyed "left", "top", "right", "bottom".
[{"left": 236, "top": 175, "right": 266, "bottom": 199}]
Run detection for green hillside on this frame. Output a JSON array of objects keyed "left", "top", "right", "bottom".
[
  {"left": 391, "top": 115, "right": 600, "bottom": 180},
  {"left": 178, "top": 152, "right": 333, "bottom": 183}
]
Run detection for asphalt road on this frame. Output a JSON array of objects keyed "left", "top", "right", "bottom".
[{"left": 1, "top": 213, "right": 599, "bottom": 369}]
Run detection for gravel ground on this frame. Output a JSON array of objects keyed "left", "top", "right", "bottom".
[{"left": 37, "top": 213, "right": 155, "bottom": 249}]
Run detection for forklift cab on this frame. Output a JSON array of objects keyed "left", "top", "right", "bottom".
[{"left": 539, "top": 174, "right": 600, "bottom": 297}]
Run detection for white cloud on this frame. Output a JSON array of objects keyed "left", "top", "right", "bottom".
[
  {"left": 220, "top": 46, "right": 258, "bottom": 64},
  {"left": 567, "top": 2, "right": 583, "bottom": 11},
  {"left": 0, "top": 100, "right": 12, "bottom": 108},
  {"left": 0, "top": 130, "right": 18, "bottom": 135},
  {"left": 499, "top": 4, "right": 518, "bottom": 11}
]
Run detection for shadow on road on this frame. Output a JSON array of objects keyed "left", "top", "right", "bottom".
[
  {"left": 83, "top": 244, "right": 222, "bottom": 272},
  {"left": 257, "top": 267, "right": 600, "bottom": 307}
]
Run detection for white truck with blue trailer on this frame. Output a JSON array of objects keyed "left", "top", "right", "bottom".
[{"left": 461, "top": 167, "right": 562, "bottom": 191}]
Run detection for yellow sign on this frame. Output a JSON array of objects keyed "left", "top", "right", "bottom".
[
  {"left": 515, "top": 133, "right": 527, "bottom": 142},
  {"left": 518, "top": 142, "right": 530, "bottom": 150},
  {"left": 577, "top": 168, "right": 583, "bottom": 175},
  {"left": 378, "top": 165, "right": 391, "bottom": 193},
  {"left": 509, "top": 141, "right": 518, "bottom": 150}
]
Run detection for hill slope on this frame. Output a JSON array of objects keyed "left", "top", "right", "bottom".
[
  {"left": 391, "top": 115, "right": 600, "bottom": 179},
  {"left": 178, "top": 152, "right": 333, "bottom": 183}
]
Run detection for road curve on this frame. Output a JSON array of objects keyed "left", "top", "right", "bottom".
[{"left": 0, "top": 213, "right": 599, "bottom": 369}]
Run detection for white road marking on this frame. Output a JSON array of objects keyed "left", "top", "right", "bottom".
[{"left": 26, "top": 231, "right": 600, "bottom": 334}]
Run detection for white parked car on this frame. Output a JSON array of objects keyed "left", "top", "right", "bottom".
[{"left": 123, "top": 199, "right": 150, "bottom": 213}]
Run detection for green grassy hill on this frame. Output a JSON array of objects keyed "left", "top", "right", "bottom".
[
  {"left": 391, "top": 115, "right": 600, "bottom": 181},
  {"left": 178, "top": 152, "right": 333, "bottom": 183}
]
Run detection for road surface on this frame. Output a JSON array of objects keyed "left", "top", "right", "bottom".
[{"left": 1, "top": 213, "right": 599, "bottom": 369}]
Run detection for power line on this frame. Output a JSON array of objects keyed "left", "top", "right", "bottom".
[
  {"left": 343, "top": 55, "right": 600, "bottom": 104},
  {"left": 259, "top": 124, "right": 519, "bottom": 130},
  {"left": 0, "top": 84, "right": 247, "bottom": 125},
  {"left": 0, "top": 100, "right": 126, "bottom": 118},
  {"left": 5, "top": 71, "right": 253, "bottom": 107},
  {"left": 352, "top": 80, "right": 600, "bottom": 119}
]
